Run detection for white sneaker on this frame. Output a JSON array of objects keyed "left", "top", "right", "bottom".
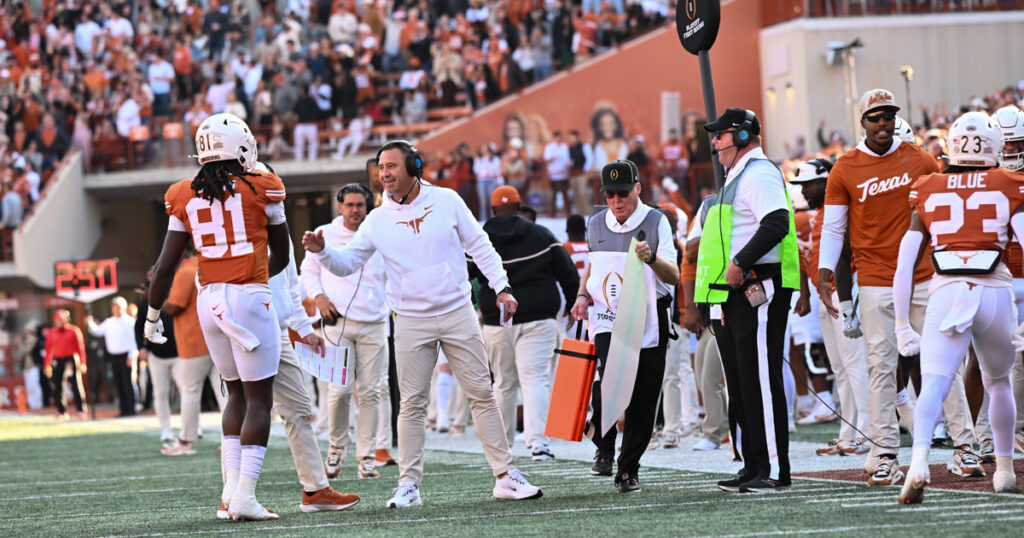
[
  {"left": 160, "top": 428, "right": 174, "bottom": 442},
  {"left": 693, "top": 438, "right": 718, "bottom": 451},
  {"left": 898, "top": 458, "right": 930, "bottom": 504},
  {"left": 993, "top": 469, "right": 1021, "bottom": 494},
  {"left": 357, "top": 458, "right": 380, "bottom": 479},
  {"left": 796, "top": 402, "right": 838, "bottom": 425},
  {"left": 531, "top": 445, "right": 555, "bottom": 461},
  {"left": 227, "top": 492, "right": 279, "bottom": 521},
  {"left": 493, "top": 469, "right": 543, "bottom": 500},
  {"left": 867, "top": 455, "right": 904, "bottom": 486},
  {"left": 160, "top": 439, "right": 196, "bottom": 456},
  {"left": 325, "top": 446, "right": 344, "bottom": 479},
  {"left": 386, "top": 482, "right": 422, "bottom": 508}
]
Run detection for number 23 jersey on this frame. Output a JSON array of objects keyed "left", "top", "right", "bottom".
[
  {"left": 164, "top": 171, "right": 286, "bottom": 286},
  {"left": 909, "top": 168, "right": 1024, "bottom": 287}
]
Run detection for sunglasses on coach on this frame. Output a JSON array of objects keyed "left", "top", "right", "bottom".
[
  {"left": 714, "top": 129, "right": 737, "bottom": 140},
  {"left": 603, "top": 190, "right": 631, "bottom": 199},
  {"left": 862, "top": 110, "right": 897, "bottom": 123}
]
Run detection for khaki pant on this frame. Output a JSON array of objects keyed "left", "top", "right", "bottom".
[
  {"left": 483, "top": 319, "right": 558, "bottom": 450},
  {"left": 569, "top": 172, "right": 591, "bottom": 216},
  {"left": 859, "top": 283, "right": 975, "bottom": 457},
  {"left": 662, "top": 323, "right": 699, "bottom": 437},
  {"left": 149, "top": 355, "right": 180, "bottom": 432},
  {"left": 274, "top": 333, "right": 330, "bottom": 492},
  {"left": 324, "top": 319, "right": 388, "bottom": 460},
  {"left": 178, "top": 354, "right": 227, "bottom": 442},
  {"left": 818, "top": 290, "right": 870, "bottom": 442},
  {"left": 395, "top": 301, "right": 514, "bottom": 485},
  {"left": 694, "top": 327, "right": 727, "bottom": 442}
]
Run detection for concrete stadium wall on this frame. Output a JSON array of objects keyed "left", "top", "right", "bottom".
[{"left": 760, "top": 11, "right": 1024, "bottom": 159}]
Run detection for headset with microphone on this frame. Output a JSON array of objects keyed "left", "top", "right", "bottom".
[
  {"left": 711, "top": 109, "right": 757, "bottom": 155},
  {"left": 376, "top": 140, "right": 424, "bottom": 205},
  {"left": 336, "top": 183, "right": 375, "bottom": 212}
]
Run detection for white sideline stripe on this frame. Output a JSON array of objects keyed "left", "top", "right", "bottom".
[
  {"left": 888, "top": 501, "right": 1012, "bottom": 512},
  {"left": 0, "top": 505, "right": 210, "bottom": 522},
  {"left": 801, "top": 490, "right": 916, "bottom": 502},
  {"left": 0, "top": 471, "right": 221, "bottom": 488},
  {"left": 839, "top": 498, "right": 964, "bottom": 508},
  {"left": 704, "top": 517, "right": 1024, "bottom": 537},
  {"left": 937, "top": 508, "right": 1024, "bottom": 517}
]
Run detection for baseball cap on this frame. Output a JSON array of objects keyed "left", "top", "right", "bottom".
[
  {"left": 111, "top": 296, "right": 128, "bottom": 308},
  {"left": 600, "top": 160, "right": 640, "bottom": 192},
  {"left": 703, "top": 108, "right": 761, "bottom": 135},
  {"left": 858, "top": 88, "right": 900, "bottom": 117},
  {"left": 789, "top": 158, "right": 833, "bottom": 184},
  {"left": 491, "top": 185, "right": 520, "bottom": 207}
]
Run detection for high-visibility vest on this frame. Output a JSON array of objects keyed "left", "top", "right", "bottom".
[{"left": 694, "top": 159, "right": 800, "bottom": 304}]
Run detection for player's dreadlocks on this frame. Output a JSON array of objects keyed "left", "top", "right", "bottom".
[{"left": 190, "top": 160, "right": 258, "bottom": 205}]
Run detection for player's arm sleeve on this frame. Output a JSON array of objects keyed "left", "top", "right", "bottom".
[
  {"left": 284, "top": 243, "right": 314, "bottom": 338},
  {"left": 456, "top": 193, "right": 509, "bottom": 292},
  {"left": 265, "top": 201, "right": 286, "bottom": 225},
  {"left": 819, "top": 171, "right": 850, "bottom": 272},
  {"left": 818, "top": 205, "right": 848, "bottom": 272},
  {"left": 893, "top": 223, "right": 926, "bottom": 326},
  {"left": 167, "top": 215, "right": 186, "bottom": 232},
  {"left": 314, "top": 223, "right": 376, "bottom": 278}
]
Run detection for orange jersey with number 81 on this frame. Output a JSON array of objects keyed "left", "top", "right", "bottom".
[
  {"left": 164, "top": 171, "right": 286, "bottom": 286},
  {"left": 909, "top": 169, "right": 1024, "bottom": 255}
]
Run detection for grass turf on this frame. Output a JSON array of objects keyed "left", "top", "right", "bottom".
[{"left": 1, "top": 416, "right": 1022, "bottom": 537}]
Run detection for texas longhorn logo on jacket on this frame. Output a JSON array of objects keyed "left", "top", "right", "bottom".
[{"left": 396, "top": 205, "right": 434, "bottom": 234}]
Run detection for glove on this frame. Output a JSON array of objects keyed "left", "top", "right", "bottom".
[
  {"left": 895, "top": 324, "right": 921, "bottom": 357},
  {"left": 1013, "top": 322, "right": 1024, "bottom": 352},
  {"left": 144, "top": 306, "right": 167, "bottom": 344},
  {"left": 840, "top": 300, "right": 862, "bottom": 339}
]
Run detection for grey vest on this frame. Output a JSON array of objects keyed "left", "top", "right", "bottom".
[{"left": 588, "top": 207, "right": 663, "bottom": 255}]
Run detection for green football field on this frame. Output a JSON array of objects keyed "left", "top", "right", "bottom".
[{"left": 2, "top": 416, "right": 1024, "bottom": 537}]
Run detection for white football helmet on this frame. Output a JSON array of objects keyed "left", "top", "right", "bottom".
[
  {"left": 195, "top": 113, "right": 258, "bottom": 171},
  {"left": 993, "top": 105, "right": 1024, "bottom": 171},
  {"left": 894, "top": 115, "right": 915, "bottom": 143},
  {"left": 946, "top": 111, "right": 1003, "bottom": 168}
]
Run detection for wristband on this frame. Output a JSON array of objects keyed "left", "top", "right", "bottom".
[
  {"left": 577, "top": 292, "right": 591, "bottom": 302},
  {"left": 146, "top": 305, "right": 161, "bottom": 323},
  {"left": 646, "top": 251, "right": 657, "bottom": 264}
]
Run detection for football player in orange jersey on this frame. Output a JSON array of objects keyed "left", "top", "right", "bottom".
[
  {"left": 146, "top": 113, "right": 316, "bottom": 521},
  {"left": 818, "top": 89, "right": 977, "bottom": 486},
  {"left": 894, "top": 112, "right": 1024, "bottom": 503}
]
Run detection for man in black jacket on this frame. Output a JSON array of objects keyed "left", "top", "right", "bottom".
[{"left": 470, "top": 185, "right": 580, "bottom": 461}]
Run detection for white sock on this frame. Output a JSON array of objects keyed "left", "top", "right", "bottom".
[
  {"left": 996, "top": 455, "right": 1014, "bottom": 475},
  {"left": 797, "top": 394, "right": 813, "bottom": 410},
  {"left": 221, "top": 436, "right": 241, "bottom": 503},
  {"left": 910, "top": 445, "right": 930, "bottom": 475},
  {"left": 237, "top": 445, "right": 267, "bottom": 497},
  {"left": 816, "top": 390, "right": 835, "bottom": 408}
]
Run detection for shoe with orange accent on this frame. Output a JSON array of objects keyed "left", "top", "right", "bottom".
[
  {"left": 227, "top": 492, "right": 278, "bottom": 521},
  {"left": 300, "top": 487, "right": 361, "bottom": 512},
  {"left": 216, "top": 500, "right": 230, "bottom": 520},
  {"left": 161, "top": 439, "right": 196, "bottom": 456},
  {"left": 374, "top": 448, "right": 397, "bottom": 468}
]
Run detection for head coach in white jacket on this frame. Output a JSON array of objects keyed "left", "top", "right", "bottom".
[{"left": 302, "top": 140, "right": 542, "bottom": 508}]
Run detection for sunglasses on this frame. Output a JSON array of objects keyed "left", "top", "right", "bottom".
[
  {"left": 863, "top": 110, "right": 897, "bottom": 123},
  {"left": 714, "top": 129, "right": 736, "bottom": 140},
  {"left": 603, "top": 190, "right": 631, "bottom": 199}
]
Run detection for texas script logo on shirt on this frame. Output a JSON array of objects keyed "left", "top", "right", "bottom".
[
  {"left": 396, "top": 205, "right": 434, "bottom": 234},
  {"left": 855, "top": 172, "right": 912, "bottom": 202}
]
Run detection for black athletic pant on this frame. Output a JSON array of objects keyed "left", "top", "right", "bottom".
[
  {"left": 109, "top": 352, "right": 136, "bottom": 416},
  {"left": 712, "top": 271, "right": 792, "bottom": 483},
  {"left": 589, "top": 295, "right": 671, "bottom": 478},
  {"left": 50, "top": 357, "right": 84, "bottom": 414}
]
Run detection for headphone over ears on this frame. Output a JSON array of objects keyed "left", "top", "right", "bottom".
[
  {"left": 376, "top": 139, "right": 423, "bottom": 178},
  {"left": 733, "top": 110, "right": 757, "bottom": 149},
  {"left": 337, "top": 183, "right": 375, "bottom": 211}
]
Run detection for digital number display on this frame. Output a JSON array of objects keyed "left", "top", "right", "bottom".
[{"left": 54, "top": 259, "right": 118, "bottom": 294}]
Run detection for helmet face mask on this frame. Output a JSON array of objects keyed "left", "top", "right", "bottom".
[
  {"left": 994, "top": 105, "right": 1024, "bottom": 171},
  {"left": 946, "top": 111, "right": 1003, "bottom": 168},
  {"left": 195, "top": 113, "right": 258, "bottom": 171}
]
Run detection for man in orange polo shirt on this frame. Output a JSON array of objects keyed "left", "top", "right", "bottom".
[{"left": 160, "top": 251, "right": 227, "bottom": 456}]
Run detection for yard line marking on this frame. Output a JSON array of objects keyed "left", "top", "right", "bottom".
[
  {"left": 0, "top": 505, "right": 211, "bottom": 522},
  {"left": 0, "top": 471, "right": 222, "bottom": 488},
  {"left": 702, "top": 516, "right": 1024, "bottom": 537},
  {"left": 888, "top": 501, "right": 1017, "bottom": 512},
  {"left": 839, "top": 498, "right": 965, "bottom": 508}
]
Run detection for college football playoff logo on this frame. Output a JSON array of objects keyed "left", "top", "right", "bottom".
[
  {"left": 610, "top": 169, "right": 619, "bottom": 181},
  {"left": 686, "top": 0, "right": 696, "bottom": 20}
]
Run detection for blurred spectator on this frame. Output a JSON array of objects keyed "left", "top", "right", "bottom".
[
  {"left": 334, "top": 106, "right": 373, "bottom": 159},
  {"left": 543, "top": 131, "right": 570, "bottom": 217},
  {"left": 45, "top": 309, "right": 88, "bottom": 419},
  {"left": 294, "top": 85, "right": 322, "bottom": 160},
  {"left": 87, "top": 297, "right": 138, "bottom": 417},
  {"left": 224, "top": 91, "right": 247, "bottom": 121},
  {"left": 501, "top": 138, "right": 528, "bottom": 193},
  {"left": 401, "top": 88, "right": 428, "bottom": 125},
  {"left": 474, "top": 142, "right": 503, "bottom": 219},
  {"left": 2, "top": 180, "right": 23, "bottom": 229},
  {"left": 567, "top": 129, "right": 594, "bottom": 215},
  {"left": 659, "top": 128, "right": 690, "bottom": 186},
  {"left": 114, "top": 90, "right": 141, "bottom": 138}
]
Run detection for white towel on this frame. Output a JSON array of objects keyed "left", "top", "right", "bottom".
[
  {"left": 937, "top": 281, "right": 982, "bottom": 335},
  {"left": 205, "top": 284, "right": 261, "bottom": 352}
]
